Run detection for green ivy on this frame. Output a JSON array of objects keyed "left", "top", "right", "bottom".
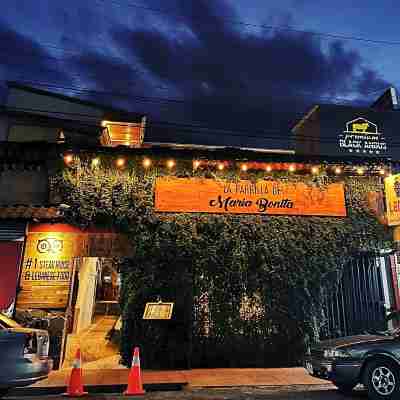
[{"left": 51, "top": 157, "right": 393, "bottom": 367}]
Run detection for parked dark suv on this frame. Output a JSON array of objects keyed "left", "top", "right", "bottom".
[{"left": 305, "top": 328, "right": 400, "bottom": 399}]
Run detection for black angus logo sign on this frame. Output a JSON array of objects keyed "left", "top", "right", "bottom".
[
  {"left": 338, "top": 117, "right": 387, "bottom": 155},
  {"left": 293, "top": 105, "right": 400, "bottom": 158}
]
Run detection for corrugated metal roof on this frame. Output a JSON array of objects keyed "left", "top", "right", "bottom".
[
  {"left": 0, "top": 220, "right": 26, "bottom": 240},
  {"left": 0, "top": 206, "right": 60, "bottom": 221}
]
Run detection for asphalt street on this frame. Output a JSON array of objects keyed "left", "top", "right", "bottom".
[{"left": 3, "top": 385, "right": 369, "bottom": 400}]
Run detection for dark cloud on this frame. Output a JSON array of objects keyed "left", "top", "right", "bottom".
[
  {"left": 0, "top": 21, "right": 71, "bottom": 88},
  {"left": 0, "top": 1, "right": 391, "bottom": 148},
  {"left": 105, "top": 0, "right": 389, "bottom": 147}
]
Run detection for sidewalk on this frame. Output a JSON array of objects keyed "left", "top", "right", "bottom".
[{"left": 31, "top": 367, "right": 327, "bottom": 388}]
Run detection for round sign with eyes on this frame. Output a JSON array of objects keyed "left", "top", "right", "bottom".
[
  {"left": 37, "top": 239, "right": 51, "bottom": 253},
  {"left": 36, "top": 238, "right": 63, "bottom": 254}
]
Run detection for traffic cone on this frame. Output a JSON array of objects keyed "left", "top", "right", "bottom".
[
  {"left": 124, "top": 347, "right": 145, "bottom": 396},
  {"left": 63, "top": 348, "right": 88, "bottom": 397}
]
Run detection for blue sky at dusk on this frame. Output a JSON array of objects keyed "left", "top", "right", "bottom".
[{"left": 0, "top": 0, "right": 399, "bottom": 147}]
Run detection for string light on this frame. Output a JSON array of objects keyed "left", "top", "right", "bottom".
[
  {"left": 143, "top": 158, "right": 151, "bottom": 168},
  {"left": 167, "top": 159, "right": 175, "bottom": 169},
  {"left": 63, "top": 154, "right": 393, "bottom": 177},
  {"left": 116, "top": 157, "right": 125, "bottom": 168},
  {"left": 63, "top": 154, "right": 73, "bottom": 165}
]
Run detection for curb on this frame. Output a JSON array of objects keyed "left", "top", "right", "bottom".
[{"left": 9, "top": 382, "right": 188, "bottom": 397}]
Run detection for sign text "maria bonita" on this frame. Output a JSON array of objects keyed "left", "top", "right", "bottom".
[
  {"left": 210, "top": 182, "right": 293, "bottom": 212},
  {"left": 155, "top": 178, "right": 346, "bottom": 217}
]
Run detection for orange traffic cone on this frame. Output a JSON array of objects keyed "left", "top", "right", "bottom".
[
  {"left": 63, "top": 348, "right": 88, "bottom": 397},
  {"left": 124, "top": 347, "right": 145, "bottom": 396}
]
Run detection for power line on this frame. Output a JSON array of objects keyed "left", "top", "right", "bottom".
[
  {"left": 95, "top": 0, "right": 400, "bottom": 47},
  {"left": 6, "top": 104, "right": 400, "bottom": 149},
  {"left": 8, "top": 79, "right": 377, "bottom": 111}
]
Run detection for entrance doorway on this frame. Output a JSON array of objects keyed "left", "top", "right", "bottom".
[
  {"left": 63, "top": 257, "right": 121, "bottom": 368},
  {"left": 94, "top": 259, "right": 120, "bottom": 318}
]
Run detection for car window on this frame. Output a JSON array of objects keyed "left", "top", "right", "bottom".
[{"left": 0, "top": 313, "right": 21, "bottom": 328}]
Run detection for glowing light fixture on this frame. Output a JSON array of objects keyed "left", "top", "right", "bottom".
[
  {"left": 356, "top": 167, "right": 364, "bottom": 175},
  {"left": 193, "top": 160, "right": 201, "bottom": 169},
  {"left": 334, "top": 167, "right": 342, "bottom": 175},
  {"left": 288, "top": 164, "right": 296, "bottom": 172},
  {"left": 64, "top": 154, "right": 73, "bottom": 164},
  {"left": 265, "top": 165, "right": 272, "bottom": 172},
  {"left": 116, "top": 157, "right": 125, "bottom": 168},
  {"left": 311, "top": 166, "right": 319, "bottom": 174},
  {"left": 241, "top": 164, "right": 248, "bottom": 172},
  {"left": 143, "top": 158, "right": 151, "bottom": 168},
  {"left": 217, "top": 163, "right": 225, "bottom": 171},
  {"left": 167, "top": 159, "right": 175, "bottom": 169}
]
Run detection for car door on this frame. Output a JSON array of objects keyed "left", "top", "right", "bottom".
[{"left": 0, "top": 321, "right": 25, "bottom": 385}]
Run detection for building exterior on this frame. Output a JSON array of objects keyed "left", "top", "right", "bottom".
[{"left": 1, "top": 82, "right": 400, "bottom": 369}]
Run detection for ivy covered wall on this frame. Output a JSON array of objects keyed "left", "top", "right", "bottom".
[{"left": 51, "top": 156, "right": 393, "bottom": 368}]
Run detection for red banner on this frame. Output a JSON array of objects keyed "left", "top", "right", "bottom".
[{"left": 0, "top": 242, "right": 23, "bottom": 310}]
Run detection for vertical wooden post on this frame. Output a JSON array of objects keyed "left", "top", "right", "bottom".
[{"left": 59, "top": 256, "right": 79, "bottom": 368}]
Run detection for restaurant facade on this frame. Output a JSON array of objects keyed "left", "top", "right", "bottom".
[{"left": 1, "top": 83, "right": 400, "bottom": 369}]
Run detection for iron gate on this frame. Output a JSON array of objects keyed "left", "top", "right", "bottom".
[{"left": 321, "top": 253, "right": 388, "bottom": 339}]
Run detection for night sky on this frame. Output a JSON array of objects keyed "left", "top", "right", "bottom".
[{"left": 0, "top": 0, "right": 398, "bottom": 149}]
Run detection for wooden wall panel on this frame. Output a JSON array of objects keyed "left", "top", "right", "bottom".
[{"left": 17, "top": 231, "right": 85, "bottom": 309}]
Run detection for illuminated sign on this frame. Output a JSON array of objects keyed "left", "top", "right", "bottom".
[
  {"left": 339, "top": 117, "right": 387, "bottom": 155},
  {"left": 155, "top": 178, "right": 347, "bottom": 216},
  {"left": 37, "top": 238, "right": 63, "bottom": 254},
  {"left": 385, "top": 174, "right": 400, "bottom": 226},
  {"left": 17, "top": 230, "right": 85, "bottom": 309},
  {"left": 143, "top": 302, "right": 174, "bottom": 320}
]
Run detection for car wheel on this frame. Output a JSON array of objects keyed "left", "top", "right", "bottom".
[
  {"left": 0, "top": 388, "right": 9, "bottom": 398},
  {"left": 333, "top": 382, "right": 356, "bottom": 395},
  {"left": 363, "top": 359, "right": 400, "bottom": 400}
]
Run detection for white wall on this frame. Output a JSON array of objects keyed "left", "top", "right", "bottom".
[
  {"left": 75, "top": 258, "right": 98, "bottom": 333},
  {"left": 7, "top": 87, "right": 103, "bottom": 123}
]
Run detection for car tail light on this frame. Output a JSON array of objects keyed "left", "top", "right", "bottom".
[{"left": 23, "top": 332, "right": 37, "bottom": 360}]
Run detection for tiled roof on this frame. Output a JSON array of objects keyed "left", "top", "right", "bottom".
[{"left": 0, "top": 206, "right": 61, "bottom": 220}]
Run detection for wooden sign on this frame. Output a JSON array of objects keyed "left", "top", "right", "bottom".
[
  {"left": 85, "top": 233, "right": 133, "bottom": 258},
  {"left": 143, "top": 302, "right": 174, "bottom": 320},
  {"left": 155, "top": 178, "right": 347, "bottom": 217},
  {"left": 385, "top": 174, "right": 400, "bottom": 226},
  {"left": 17, "top": 231, "right": 85, "bottom": 309}
]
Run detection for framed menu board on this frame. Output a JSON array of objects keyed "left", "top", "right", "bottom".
[{"left": 142, "top": 302, "right": 174, "bottom": 320}]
